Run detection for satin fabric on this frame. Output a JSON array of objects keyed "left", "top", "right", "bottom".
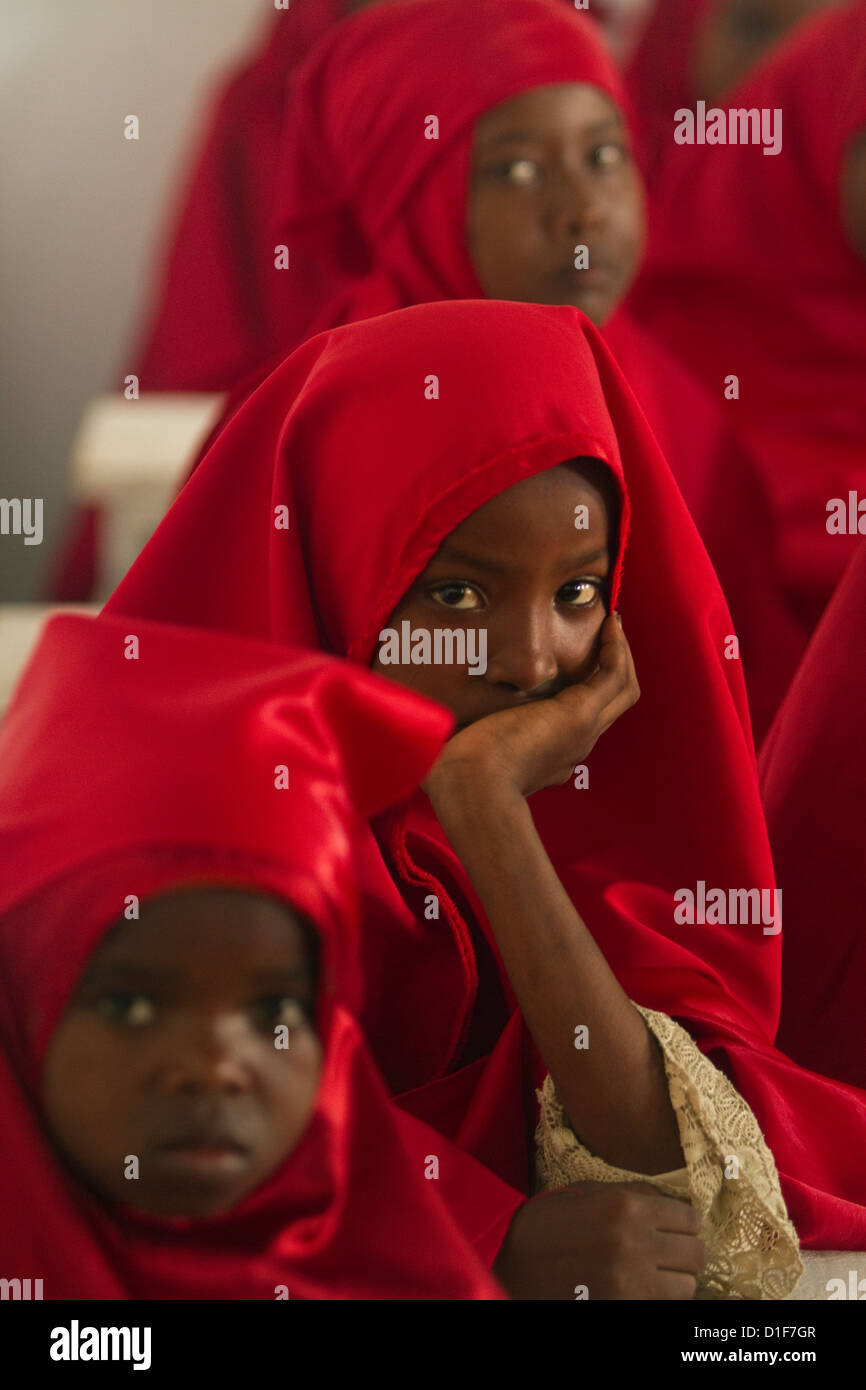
[
  {"left": 0, "top": 612, "right": 511, "bottom": 1299},
  {"left": 106, "top": 297, "right": 866, "bottom": 1248},
  {"left": 630, "top": 1, "right": 866, "bottom": 690},
  {"left": 760, "top": 542, "right": 866, "bottom": 1092}
]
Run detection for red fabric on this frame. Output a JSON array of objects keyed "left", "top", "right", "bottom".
[
  {"left": 623, "top": 0, "right": 719, "bottom": 186},
  {"left": 133, "top": 0, "right": 353, "bottom": 394},
  {"left": 106, "top": 296, "right": 866, "bottom": 1248},
  {"left": 630, "top": 1, "right": 866, "bottom": 680},
  {"left": 760, "top": 542, "right": 866, "bottom": 1092},
  {"left": 606, "top": 311, "right": 807, "bottom": 744},
  {"left": 0, "top": 613, "right": 512, "bottom": 1299}
]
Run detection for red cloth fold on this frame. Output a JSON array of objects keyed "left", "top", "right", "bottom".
[
  {"left": 760, "top": 541, "right": 866, "bottom": 1092},
  {"left": 0, "top": 613, "right": 511, "bottom": 1298},
  {"left": 630, "top": 0, "right": 866, "bottom": 684},
  {"left": 106, "top": 296, "right": 866, "bottom": 1248}
]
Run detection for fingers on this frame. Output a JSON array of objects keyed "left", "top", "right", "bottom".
[
  {"left": 557, "top": 612, "right": 639, "bottom": 737},
  {"left": 654, "top": 1231, "right": 708, "bottom": 1277}
]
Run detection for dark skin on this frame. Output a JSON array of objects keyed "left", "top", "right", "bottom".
[
  {"left": 41, "top": 888, "right": 321, "bottom": 1220},
  {"left": 842, "top": 129, "right": 866, "bottom": 264},
  {"left": 690, "top": 0, "right": 842, "bottom": 102},
  {"left": 467, "top": 83, "right": 646, "bottom": 327},
  {"left": 375, "top": 463, "right": 703, "bottom": 1298}
]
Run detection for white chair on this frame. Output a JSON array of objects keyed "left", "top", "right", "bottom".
[{"left": 69, "top": 393, "right": 224, "bottom": 598}]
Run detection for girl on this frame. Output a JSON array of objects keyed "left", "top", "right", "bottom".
[
  {"left": 0, "top": 610, "right": 511, "bottom": 1298},
  {"left": 244, "top": 0, "right": 800, "bottom": 739},
  {"left": 760, "top": 541, "right": 866, "bottom": 1092},
  {"left": 107, "top": 295, "right": 866, "bottom": 1292}
]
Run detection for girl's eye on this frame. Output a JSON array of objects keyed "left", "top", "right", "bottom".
[
  {"left": 558, "top": 579, "right": 602, "bottom": 608},
  {"left": 592, "top": 143, "right": 628, "bottom": 169},
  {"left": 95, "top": 992, "right": 157, "bottom": 1028},
  {"left": 429, "top": 582, "right": 484, "bottom": 611},
  {"left": 495, "top": 158, "right": 544, "bottom": 188},
  {"left": 252, "top": 995, "right": 308, "bottom": 1030}
]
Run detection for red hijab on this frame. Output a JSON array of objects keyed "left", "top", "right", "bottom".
[
  {"left": 0, "top": 612, "right": 511, "bottom": 1299},
  {"left": 631, "top": 1, "right": 866, "bottom": 660},
  {"left": 275, "top": 0, "right": 626, "bottom": 334},
  {"left": 196, "top": 0, "right": 793, "bottom": 739},
  {"left": 106, "top": 297, "right": 866, "bottom": 1249},
  {"left": 760, "top": 542, "right": 866, "bottom": 1092}
]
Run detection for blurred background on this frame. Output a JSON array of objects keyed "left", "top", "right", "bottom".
[{"left": 0, "top": 0, "right": 264, "bottom": 601}]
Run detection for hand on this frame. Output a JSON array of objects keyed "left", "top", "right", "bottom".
[
  {"left": 492, "top": 1183, "right": 706, "bottom": 1301},
  {"left": 424, "top": 612, "right": 639, "bottom": 805}
]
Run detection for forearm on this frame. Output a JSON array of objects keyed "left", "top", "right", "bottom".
[{"left": 433, "top": 783, "right": 684, "bottom": 1174}]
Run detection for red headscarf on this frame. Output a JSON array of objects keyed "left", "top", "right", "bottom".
[
  {"left": 106, "top": 297, "right": 866, "bottom": 1249},
  {"left": 275, "top": 0, "right": 627, "bottom": 334},
  {"left": 0, "top": 612, "right": 512, "bottom": 1299},
  {"left": 630, "top": 1, "right": 866, "bottom": 665},
  {"left": 192, "top": 0, "right": 792, "bottom": 740},
  {"left": 760, "top": 542, "right": 866, "bottom": 1092}
]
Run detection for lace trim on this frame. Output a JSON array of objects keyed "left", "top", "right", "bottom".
[{"left": 534, "top": 1004, "right": 803, "bottom": 1300}]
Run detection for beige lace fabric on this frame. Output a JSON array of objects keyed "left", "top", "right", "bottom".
[{"left": 535, "top": 1004, "right": 803, "bottom": 1300}]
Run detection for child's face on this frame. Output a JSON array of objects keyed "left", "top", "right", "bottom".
[
  {"left": 467, "top": 83, "right": 646, "bottom": 327},
  {"left": 41, "top": 888, "right": 322, "bottom": 1220},
  {"left": 373, "top": 462, "right": 614, "bottom": 727}
]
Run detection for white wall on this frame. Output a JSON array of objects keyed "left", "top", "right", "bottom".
[{"left": 0, "top": 0, "right": 266, "bottom": 599}]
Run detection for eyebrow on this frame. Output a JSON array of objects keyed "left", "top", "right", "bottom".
[
  {"left": 433, "top": 545, "right": 609, "bottom": 574},
  {"left": 476, "top": 117, "right": 623, "bottom": 149}
]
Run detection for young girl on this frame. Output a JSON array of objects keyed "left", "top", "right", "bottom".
[
  {"left": 0, "top": 610, "right": 512, "bottom": 1298},
  {"left": 226, "top": 0, "right": 797, "bottom": 739},
  {"left": 107, "top": 295, "right": 866, "bottom": 1292},
  {"left": 760, "top": 541, "right": 866, "bottom": 1093}
]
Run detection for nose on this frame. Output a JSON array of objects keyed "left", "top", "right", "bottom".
[
  {"left": 549, "top": 167, "right": 604, "bottom": 241},
  {"left": 158, "top": 1012, "right": 254, "bottom": 1097},
  {"left": 483, "top": 604, "right": 560, "bottom": 695}
]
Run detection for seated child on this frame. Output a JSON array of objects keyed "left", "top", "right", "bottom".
[
  {"left": 104, "top": 296, "right": 866, "bottom": 1296},
  {"left": 0, "top": 611, "right": 512, "bottom": 1298}
]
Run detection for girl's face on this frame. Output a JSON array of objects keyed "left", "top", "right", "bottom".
[
  {"left": 467, "top": 83, "right": 646, "bottom": 327},
  {"left": 373, "top": 462, "right": 615, "bottom": 728},
  {"left": 42, "top": 888, "right": 322, "bottom": 1220}
]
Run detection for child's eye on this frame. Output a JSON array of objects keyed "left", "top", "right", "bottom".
[
  {"left": 490, "top": 158, "right": 544, "bottom": 188},
  {"left": 558, "top": 579, "right": 603, "bottom": 608},
  {"left": 95, "top": 992, "right": 158, "bottom": 1028},
  {"left": 592, "top": 143, "right": 628, "bottom": 170},
  {"left": 252, "top": 995, "right": 309, "bottom": 1030},
  {"left": 429, "top": 582, "right": 484, "bottom": 611}
]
